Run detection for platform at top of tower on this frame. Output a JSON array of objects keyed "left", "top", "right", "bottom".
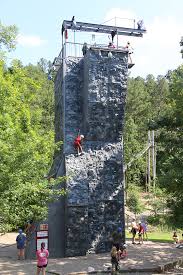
[
  {"left": 62, "top": 20, "right": 146, "bottom": 38},
  {"left": 90, "top": 46, "right": 128, "bottom": 53}
]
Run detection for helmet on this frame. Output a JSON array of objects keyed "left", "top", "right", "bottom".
[
  {"left": 80, "top": 135, "right": 84, "bottom": 139},
  {"left": 117, "top": 227, "right": 122, "bottom": 233},
  {"left": 18, "top": 229, "right": 23, "bottom": 234}
]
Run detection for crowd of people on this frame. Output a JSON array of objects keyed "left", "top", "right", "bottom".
[
  {"left": 110, "top": 227, "right": 127, "bottom": 271},
  {"left": 131, "top": 219, "right": 148, "bottom": 245},
  {"left": 110, "top": 220, "right": 183, "bottom": 272},
  {"left": 15, "top": 221, "right": 183, "bottom": 274},
  {"left": 110, "top": 219, "right": 149, "bottom": 271}
]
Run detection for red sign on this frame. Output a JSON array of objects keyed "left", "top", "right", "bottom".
[{"left": 40, "top": 224, "right": 48, "bottom": 230}]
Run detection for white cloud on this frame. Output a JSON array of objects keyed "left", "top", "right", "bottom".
[
  {"left": 17, "top": 34, "right": 47, "bottom": 47},
  {"left": 104, "top": 8, "right": 183, "bottom": 77}
]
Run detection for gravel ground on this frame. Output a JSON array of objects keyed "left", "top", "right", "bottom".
[{"left": 0, "top": 233, "right": 182, "bottom": 275}]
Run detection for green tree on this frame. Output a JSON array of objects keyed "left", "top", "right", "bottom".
[
  {"left": 0, "top": 59, "right": 63, "bottom": 231},
  {"left": 124, "top": 77, "right": 150, "bottom": 189},
  {"left": 153, "top": 65, "right": 183, "bottom": 226},
  {"left": 126, "top": 186, "right": 144, "bottom": 216},
  {"left": 0, "top": 21, "right": 18, "bottom": 51}
]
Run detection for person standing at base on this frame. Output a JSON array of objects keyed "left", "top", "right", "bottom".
[
  {"left": 141, "top": 221, "right": 148, "bottom": 241},
  {"left": 131, "top": 218, "right": 138, "bottom": 244},
  {"left": 138, "top": 221, "right": 144, "bottom": 245},
  {"left": 16, "top": 229, "right": 26, "bottom": 260},
  {"left": 172, "top": 231, "right": 179, "bottom": 244},
  {"left": 36, "top": 242, "right": 49, "bottom": 275},
  {"left": 111, "top": 246, "right": 119, "bottom": 272},
  {"left": 111, "top": 227, "right": 123, "bottom": 251}
]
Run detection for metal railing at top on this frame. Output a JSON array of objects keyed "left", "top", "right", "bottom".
[
  {"left": 102, "top": 16, "right": 136, "bottom": 29},
  {"left": 65, "top": 42, "right": 84, "bottom": 58},
  {"left": 65, "top": 41, "right": 126, "bottom": 58},
  {"left": 52, "top": 41, "right": 127, "bottom": 71}
]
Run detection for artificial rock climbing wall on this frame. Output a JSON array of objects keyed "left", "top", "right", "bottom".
[{"left": 51, "top": 47, "right": 128, "bottom": 257}]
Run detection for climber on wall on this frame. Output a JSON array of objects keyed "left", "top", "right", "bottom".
[
  {"left": 74, "top": 134, "right": 84, "bottom": 156},
  {"left": 125, "top": 41, "right": 134, "bottom": 64}
]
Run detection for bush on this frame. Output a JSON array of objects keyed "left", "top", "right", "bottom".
[{"left": 126, "top": 186, "right": 144, "bottom": 215}]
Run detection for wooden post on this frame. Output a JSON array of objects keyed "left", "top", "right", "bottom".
[
  {"left": 62, "top": 36, "right": 66, "bottom": 154},
  {"left": 148, "top": 131, "right": 151, "bottom": 192},
  {"left": 152, "top": 130, "right": 156, "bottom": 191},
  {"left": 145, "top": 150, "right": 148, "bottom": 192}
]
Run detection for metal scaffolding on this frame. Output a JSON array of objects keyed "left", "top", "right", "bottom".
[
  {"left": 50, "top": 18, "right": 147, "bottom": 75},
  {"left": 62, "top": 19, "right": 146, "bottom": 38}
]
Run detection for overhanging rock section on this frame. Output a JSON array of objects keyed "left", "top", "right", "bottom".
[{"left": 52, "top": 48, "right": 128, "bottom": 257}]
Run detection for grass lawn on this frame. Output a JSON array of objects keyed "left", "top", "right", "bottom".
[{"left": 126, "top": 230, "right": 173, "bottom": 243}]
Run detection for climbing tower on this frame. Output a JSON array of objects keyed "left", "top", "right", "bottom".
[{"left": 25, "top": 19, "right": 146, "bottom": 259}]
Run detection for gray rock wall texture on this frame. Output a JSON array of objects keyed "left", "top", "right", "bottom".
[{"left": 52, "top": 48, "right": 128, "bottom": 257}]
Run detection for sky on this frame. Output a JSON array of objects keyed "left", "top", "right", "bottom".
[{"left": 0, "top": 0, "right": 183, "bottom": 77}]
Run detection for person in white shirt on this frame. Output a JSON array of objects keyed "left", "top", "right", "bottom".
[{"left": 125, "top": 42, "right": 134, "bottom": 63}]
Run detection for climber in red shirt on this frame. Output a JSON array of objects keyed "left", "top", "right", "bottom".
[{"left": 74, "top": 134, "right": 84, "bottom": 156}]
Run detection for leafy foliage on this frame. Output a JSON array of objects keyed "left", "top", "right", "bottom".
[
  {"left": 0, "top": 59, "right": 63, "bottom": 231},
  {"left": 0, "top": 21, "right": 18, "bottom": 51},
  {"left": 124, "top": 66, "right": 183, "bottom": 227},
  {"left": 153, "top": 66, "right": 183, "bottom": 226},
  {"left": 124, "top": 74, "right": 169, "bottom": 189},
  {"left": 126, "top": 186, "right": 144, "bottom": 215}
]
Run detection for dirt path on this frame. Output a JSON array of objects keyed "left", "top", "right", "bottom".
[{"left": 0, "top": 233, "right": 182, "bottom": 275}]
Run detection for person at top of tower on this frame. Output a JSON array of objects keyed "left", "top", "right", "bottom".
[
  {"left": 71, "top": 16, "right": 77, "bottom": 28},
  {"left": 108, "top": 42, "right": 115, "bottom": 48},
  {"left": 82, "top": 42, "right": 88, "bottom": 56},
  {"left": 137, "top": 20, "right": 145, "bottom": 30},
  {"left": 74, "top": 134, "right": 84, "bottom": 156},
  {"left": 108, "top": 35, "right": 115, "bottom": 48},
  {"left": 111, "top": 30, "right": 117, "bottom": 43}
]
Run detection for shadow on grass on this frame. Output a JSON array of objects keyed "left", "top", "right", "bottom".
[
  {"left": 148, "top": 238, "right": 172, "bottom": 243},
  {"left": 126, "top": 237, "right": 172, "bottom": 243}
]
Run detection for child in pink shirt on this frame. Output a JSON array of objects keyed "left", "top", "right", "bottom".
[{"left": 36, "top": 242, "right": 49, "bottom": 275}]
